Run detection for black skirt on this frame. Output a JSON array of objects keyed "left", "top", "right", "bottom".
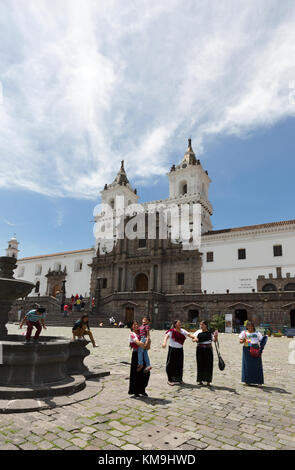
[
  {"left": 196, "top": 345, "right": 213, "bottom": 383},
  {"left": 166, "top": 346, "right": 184, "bottom": 383},
  {"left": 128, "top": 350, "right": 150, "bottom": 395}
]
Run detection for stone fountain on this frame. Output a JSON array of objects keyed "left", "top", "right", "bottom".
[{"left": 0, "top": 256, "right": 109, "bottom": 413}]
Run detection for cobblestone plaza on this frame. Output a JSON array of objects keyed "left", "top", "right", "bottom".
[{"left": 1, "top": 325, "right": 295, "bottom": 451}]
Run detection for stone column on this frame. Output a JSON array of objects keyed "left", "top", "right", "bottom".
[
  {"left": 149, "top": 265, "right": 154, "bottom": 291},
  {"left": 158, "top": 263, "right": 162, "bottom": 293}
]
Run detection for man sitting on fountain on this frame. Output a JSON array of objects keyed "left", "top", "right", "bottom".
[{"left": 19, "top": 307, "right": 47, "bottom": 343}]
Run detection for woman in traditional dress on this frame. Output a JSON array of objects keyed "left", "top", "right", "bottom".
[
  {"left": 162, "top": 320, "right": 194, "bottom": 386},
  {"left": 193, "top": 320, "right": 218, "bottom": 386},
  {"left": 128, "top": 321, "right": 150, "bottom": 397},
  {"left": 239, "top": 321, "right": 265, "bottom": 386}
]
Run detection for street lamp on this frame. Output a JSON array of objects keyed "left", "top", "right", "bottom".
[{"left": 60, "top": 279, "right": 66, "bottom": 313}]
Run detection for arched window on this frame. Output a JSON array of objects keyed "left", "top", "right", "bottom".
[
  {"left": 134, "top": 273, "right": 149, "bottom": 292},
  {"left": 262, "top": 283, "right": 277, "bottom": 291},
  {"left": 35, "top": 281, "right": 40, "bottom": 294},
  {"left": 179, "top": 181, "right": 188, "bottom": 196}
]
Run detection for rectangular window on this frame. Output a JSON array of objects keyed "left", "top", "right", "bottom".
[
  {"left": 206, "top": 252, "right": 214, "bottom": 262},
  {"left": 238, "top": 248, "right": 246, "bottom": 260},
  {"left": 18, "top": 266, "right": 25, "bottom": 277},
  {"left": 102, "top": 278, "right": 107, "bottom": 289},
  {"left": 176, "top": 273, "right": 185, "bottom": 285},
  {"left": 74, "top": 260, "right": 83, "bottom": 272},
  {"left": 273, "top": 245, "right": 282, "bottom": 257},
  {"left": 35, "top": 264, "right": 42, "bottom": 275}
]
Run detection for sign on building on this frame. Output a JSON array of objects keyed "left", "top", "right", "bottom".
[{"left": 225, "top": 313, "right": 233, "bottom": 333}]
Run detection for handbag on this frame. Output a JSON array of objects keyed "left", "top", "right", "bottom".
[
  {"left": 214, "top": 340, "right": 225, "bottom": 371},
  {"left": 250, "top": 345, "right": 261, "bottom": 358}
]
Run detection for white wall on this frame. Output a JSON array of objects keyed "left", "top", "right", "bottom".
[
  {"left": 15, "top": 249, "right": 95, "bottom": 298},
  {"left": 201, "top": 227, "right": 295, "bottom": 293}
]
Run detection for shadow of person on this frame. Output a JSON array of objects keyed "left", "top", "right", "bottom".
[
  {"left": 175, "top": 382, "right": 239, "bottom": 394},
  {"left": 130, "top": 396, "right": 171, "bottom": 406},
  {"left": 208, "top": 384, "right": 239, "bottom": 394},
  {"left": 250, "top": 385, "right": 292, "bottom": 394}
]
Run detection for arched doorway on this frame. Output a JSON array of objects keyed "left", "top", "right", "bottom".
[
  {"left": 188, "top": 309, "right": 199, "bottom": 323},
  {"left": 125, "top": 307, "right": 134, "bottom": 327},
  {"left": 285, "top": 283, "right": 295, "bottom": 291},
  {"left": 235, "top": 309, "right": 247, "bottom": 329},
  {"left": 262, "top": 283, "right": 277, "bottom": 291},
  {"left": 134, "top": 273, "right": 149, "bottom": 291},
  {"left": 290, "top": 310, "right": 295, "bottom": 328},
  {"left": 52, "top": 284, "right": 61, "bottom": 298}
]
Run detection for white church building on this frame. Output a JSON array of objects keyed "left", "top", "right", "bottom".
[{"left": 11, "top": 139, "right": 295, "bottom": 300}]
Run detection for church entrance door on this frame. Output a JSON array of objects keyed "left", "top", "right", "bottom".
[
  {"left": 235, "top": 309, "right": 247, "bottom": 329},
  {"left": 52, "top": 284, "right": 61, "bottom": 298},
  {"left": 290, "top": 310, "right": 295, "bottom": 328},
  {"left": 188, "top": 309, "right": 199, "bottom": 323}
]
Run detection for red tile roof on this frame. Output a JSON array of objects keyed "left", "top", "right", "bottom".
[
  {"left": 203, "top": 219, "right": 295, "bottom": 236},
  {"left": 19, "top": 248, "right": 94, "bottom": 261}
]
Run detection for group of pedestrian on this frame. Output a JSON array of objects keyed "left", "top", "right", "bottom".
[
  {"left": 70, "top": 294, "right": 85, "bottom": 312},
  {"left": 128, "top": 318, "right": 267, "bottom": 398},
  {"left": 62, "top": 294, "right": 85, "bottom": 317},
  {"left": 17, "top": 306, "right": 267, "bottom": 395}
]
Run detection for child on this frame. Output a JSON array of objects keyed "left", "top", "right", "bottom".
[
  {"left": 19, "top": 307, "right": 47, "bottom": 343},
  {"left": 72, "top": 314, "right": 98, "bottom": 347},
  {"left": 137, "top": 316, "right": 152, "bottom": 373}
]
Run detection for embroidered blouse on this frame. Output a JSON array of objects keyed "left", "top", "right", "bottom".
[{"left": 239, "top": 330, "right": 263, "bottom": 346}]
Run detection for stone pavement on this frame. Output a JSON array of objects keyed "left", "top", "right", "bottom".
[{"left": 1, "top": 324, "right": 295, "bottom": 451}]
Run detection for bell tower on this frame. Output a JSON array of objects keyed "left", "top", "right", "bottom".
[
  {"left": 167, "top": 139, "right": 213, "bottom": 233},
  {"left": 6, "top": 235, "right": 19, "bottom": 259}
]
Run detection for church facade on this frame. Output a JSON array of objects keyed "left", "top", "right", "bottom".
[{"left": 12, "top": 140, "right": 295, "bottom": 328}]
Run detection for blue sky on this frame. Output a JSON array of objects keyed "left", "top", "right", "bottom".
[{"left": 0, "top": 0, "right": 295, "bottom": 258}]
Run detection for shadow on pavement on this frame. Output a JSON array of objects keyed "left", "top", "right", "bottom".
[
  {"left": 130, "top": 396, "right": 172, "bottom": 405},
  {"left": 250, "top": 385, "right": 292, "bottom": 394},
  {"left": 177, "top": 383, "right": 239, "bottom": 394}
]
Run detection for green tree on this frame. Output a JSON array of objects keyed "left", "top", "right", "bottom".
[{"left": 209, "top": 313, "right": 225, "bottom": 333}]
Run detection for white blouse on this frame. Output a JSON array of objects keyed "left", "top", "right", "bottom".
[{"left": 167, "top": 328, "right": 188, "bottom": 348}]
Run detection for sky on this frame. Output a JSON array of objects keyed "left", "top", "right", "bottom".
[{"left": 0, "top": 0, "right": 295, "bottom": 258}]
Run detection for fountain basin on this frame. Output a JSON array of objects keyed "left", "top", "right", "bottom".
[{"left": 0, "top": 335, "right": 92, "bottom": 400}]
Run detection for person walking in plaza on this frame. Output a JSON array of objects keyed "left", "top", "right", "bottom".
[
  {"left": 239, "top": 320, "right": 266, "bottom": 386},
  {"left": 137, "top": 316, "right": 152, "bottom": 373},
  {"left": 72, "top": 314, "right": 98, "bottom": 347},
  {"left": 162, "top": 319, "right": 194, "bottom": 386},
  {"left": 128, "top": 321, "right": 150, "bottom": 397},
  {"left": 19, "top": 307, "right": 47, "bottom": 343},
  {"left": 192, "top": 320, "right": 218, "bottom": 386}
]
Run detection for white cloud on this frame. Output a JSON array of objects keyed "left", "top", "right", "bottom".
[
  {"left": 0, "top": 0, "right": 295, "bottom": 199},
  {"left": 2, "top": 217, "right": 15, "bottom": 227}
]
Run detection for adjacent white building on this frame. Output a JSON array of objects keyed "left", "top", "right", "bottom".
[
  {"left": 201, "top": 220, "right": 295, "bottom": 293},
  {"left": 14, "top": 248, "right": 94, "bottom": 298}
]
